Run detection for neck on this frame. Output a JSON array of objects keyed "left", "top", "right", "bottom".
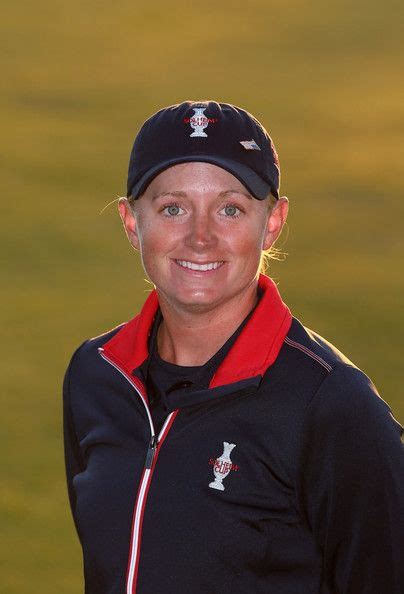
[{"left": 156, "top": 282, "right": 259, "bottom": 366}]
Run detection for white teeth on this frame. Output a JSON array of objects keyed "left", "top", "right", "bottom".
[{"left": 176, "top": 260, "right": 223, "bottom": 271}]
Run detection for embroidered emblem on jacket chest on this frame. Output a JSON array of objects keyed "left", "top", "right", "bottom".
[{"left": 208, "top": 442, "right": 238, "bottom": 491}]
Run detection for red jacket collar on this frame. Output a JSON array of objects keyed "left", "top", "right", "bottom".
[{"left": 101, "top": 274, "right": 292, "bottom": 388}]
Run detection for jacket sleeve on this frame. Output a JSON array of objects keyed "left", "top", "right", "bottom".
[
  {"left": 62, "top": 344, "right": 87, "bottom": 542},
  {"left": 296, "top": 364, "right": 404, "bottom": 594}
]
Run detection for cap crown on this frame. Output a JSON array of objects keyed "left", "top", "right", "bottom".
[{"left": 127, "top": 100, "right": 280, "bottom": 200}]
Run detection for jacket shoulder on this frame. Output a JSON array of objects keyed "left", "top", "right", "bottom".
[
  {"left": 64, "top": 322, "right": 128, "bottom": 377},
  {"left": 285, "top": 317, "right": 359, "bottom": 373},
  {"left": 273, "top": 316, "right": 388, "bottom": 414},
  {"left": 287, "top": 318, "right": 400, "bottom": 427}
]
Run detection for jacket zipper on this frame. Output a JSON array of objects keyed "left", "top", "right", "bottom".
[{"left": 98, "top": 347, "right": 175, "bottom": 594}]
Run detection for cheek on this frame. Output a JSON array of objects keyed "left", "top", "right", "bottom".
[
  {"left": 137, "top": 223, "right": 180, "bottom": 267},
  {"left": 137, "top": 219, "right": 163, "bottom": 249},
  {"left": 227, "top": 222, "right": 267, "bottom": 256}
]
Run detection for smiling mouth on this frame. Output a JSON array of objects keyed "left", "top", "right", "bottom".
[{"left": 174, "top": 259, "right": 224, "bottom": 271}]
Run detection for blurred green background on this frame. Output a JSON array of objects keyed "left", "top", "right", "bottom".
[{"left": 1, "top": 0, "right": 403, "bottom": 591}]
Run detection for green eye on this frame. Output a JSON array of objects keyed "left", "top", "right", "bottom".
[
  {"left": 167, "top": 205, "right": 180, "bottom": 216},
  {"left": 163, "top": 203, "right": 183, "bottom": 216},
  {"left": 223, "top": 204, "right": 240, "bottom": 217}
]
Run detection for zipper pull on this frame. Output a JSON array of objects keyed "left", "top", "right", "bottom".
[{"left": 145, "top": 435, "right": 158, "bottom": 469}]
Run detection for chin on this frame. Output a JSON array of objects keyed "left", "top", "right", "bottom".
[{"left": 173, "top": 288, "right": 224, "bottom": 310}]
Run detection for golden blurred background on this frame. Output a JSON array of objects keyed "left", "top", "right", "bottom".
[{"left": 1, "top": 0, "right": 403, "bottom": 591}]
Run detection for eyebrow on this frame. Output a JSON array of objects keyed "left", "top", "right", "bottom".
[{"left": 151, "top": 189, "right": 253, "bottom": 201}]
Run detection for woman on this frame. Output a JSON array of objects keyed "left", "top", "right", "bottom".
[{"left": 63, "top": 100, "right": 404, "bottom": 594}]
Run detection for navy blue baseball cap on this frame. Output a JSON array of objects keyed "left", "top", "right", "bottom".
[{"left": 126, "top": 100, "right": 280, "bottom": 200}]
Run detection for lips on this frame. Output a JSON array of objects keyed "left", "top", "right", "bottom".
[{"left": 174, "top": 259, "right": 224, "bottom": 271}]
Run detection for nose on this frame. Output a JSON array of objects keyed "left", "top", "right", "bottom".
[{"left": 184, "top": 210, "right": 218, "bottom": 252}]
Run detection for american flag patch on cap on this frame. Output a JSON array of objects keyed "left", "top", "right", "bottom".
[{"left": 240, "top": 139, "right": 261, "bottom": 150}]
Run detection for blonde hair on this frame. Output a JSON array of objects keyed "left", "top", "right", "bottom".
[{"left": 126, "top": 193, "right": 286, "bottom": 274}]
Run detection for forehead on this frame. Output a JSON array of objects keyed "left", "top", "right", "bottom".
[{"left": 144, "top": 162, "right": 252, "bottom": 198}]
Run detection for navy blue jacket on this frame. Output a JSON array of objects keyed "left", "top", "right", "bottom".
[{"left": 63, "top": 274, "right": 404, "bottom": 593}]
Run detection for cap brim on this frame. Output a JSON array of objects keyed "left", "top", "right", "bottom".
[{"left": 127, "top": 155, "right": 278, "bottom": 200}]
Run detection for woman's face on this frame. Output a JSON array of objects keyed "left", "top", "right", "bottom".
[{"left": 119, "top": 162, "right": 288, "bottom": 314}]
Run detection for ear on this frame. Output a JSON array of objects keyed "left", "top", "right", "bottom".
[
  {"left": 118, "top": 198, "right": 140, "bottom": 250},
  {"left": 262, "top": 197, "right": 289, "bottom": 250}
]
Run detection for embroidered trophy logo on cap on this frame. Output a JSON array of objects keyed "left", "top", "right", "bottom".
[{"left": 189, "top": 107, "right": 209, "bottom": 137}]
